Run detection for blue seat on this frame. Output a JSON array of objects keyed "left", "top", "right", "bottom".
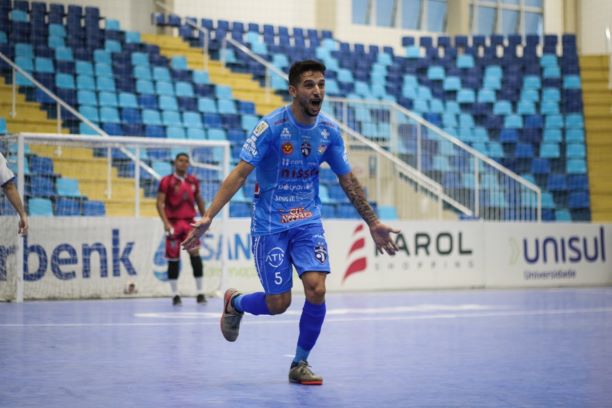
[
  {"left": 152, "top": 67, "right": 171, "bottom": 81},
  {"left": 504, "top": 114, "right": 523, "bottom": 128},
  {"left": 55, "top": 198, "right": 82, "bottom": 216},
  {"left": 142, "top": 109, "right": 162, "bottom": 126},
  {"left": 568, "top": 191, "right": 590, "bottom": 209},
  {"left": 77, "top": 90, "right": 97, "bottom": 106},
  {"left": 162, "top": 110, "right": 182, "bottom": 127},
  {"left": 563, "top": 75, "right": 581, "bottom": 89},
  {"left": 79, "top": 106, "right": 99, "bottom": 123},
  {"left": 493, "top": 101, "right": 512, "bottom": 115},
  {"left": 155, "top": 81, "right": 174, "bottom": 96},
  {"left": 136, "top": 80, "right": 155, "bottom": 95},
  {"left": 28, "top": 198, "right": 53, "bottom": 216},
  {"left": 427, "top": 66, "right": 445, "bottom": 80},
  {"left": 457, "top": 89, "right": 475, "bottom": 104},
  {"left": 166, "top": 126, "right": 186, "bottom": 139},
  {"left": 566, "top": 143, "right": 586, "bottom": 159},
  {"left": 547, "top": 174, "right": 567, "bottom": 191},
  {"left": 175, "top": 82, "right": 194, "bottom": 97},
  {"left": 28, "top": 176, "right": 55, "bottom": 197},
  {"left": 76, "top": 61, "right": 94, "bottom": 76},
  {"left": 198, "top": 97, "right": 217, "bottom": 113},
  {"left": 443, "top": 76, "right": 461, "bottom": 91},
  {"left": 83, "top": 200, "right": 106, "bottom": 216},
  {"left": 121, "top": 108, "right": 141, "bottom": 124},
  {"left": 56, "top": 73, "right": 76, "bottom": 90},
  {"left": 187, "top": 128, "right": 206, "bottom": 140}
]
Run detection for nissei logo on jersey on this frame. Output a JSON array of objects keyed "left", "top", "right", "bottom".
[{"left": 280, "top": 207, "right": 313, "bottom": 224}]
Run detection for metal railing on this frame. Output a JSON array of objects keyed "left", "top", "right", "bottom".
[
  {"left": 605, "top": 26, "right": 612, "bottom": 90},
  {"left": 0, "top": 50, "right": 161, "bottom": 201},
  {"left": 150, "top": 6, "right": 541, "bottom": 220}
]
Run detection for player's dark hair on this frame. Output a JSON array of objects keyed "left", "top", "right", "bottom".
[
  {"left": 175, "top": 152, "right": 189, "bottom": 161},
  {"left": 288, "top": 60, "right": 326, "bottom": 87}
]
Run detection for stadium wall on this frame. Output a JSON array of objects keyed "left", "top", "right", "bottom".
[{"left": 1, "top": 217, "right": 610, "bottom": 300}]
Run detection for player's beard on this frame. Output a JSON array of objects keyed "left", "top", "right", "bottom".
[{"left": 299, "top": 95, "right": 322, "bottom": 117}]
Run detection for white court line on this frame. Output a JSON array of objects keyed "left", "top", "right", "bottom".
[
  {"left": 133, "top": 304, "right": 498, "bottom": 320},
  {"left": 1, "top": 306, "right": 612, "bottom": 328}
]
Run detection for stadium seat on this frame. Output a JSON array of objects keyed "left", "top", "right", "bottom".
[{"left": 28, "top": 198, "right": 53, "bottom": 216}]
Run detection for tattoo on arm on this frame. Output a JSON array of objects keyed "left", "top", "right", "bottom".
[{"left": 339, "top": 173, "right": 378, "bottom": 226}]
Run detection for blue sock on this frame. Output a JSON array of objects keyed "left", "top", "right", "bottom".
[
  {"left": 293, "top": 301, "right": 326, "bottom": 364},
  {"left": 233, "top": 292, "right": 271, "bottom": 315}
]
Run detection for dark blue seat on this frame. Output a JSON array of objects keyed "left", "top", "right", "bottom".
[
  {"left": 55, "top": 198, "right": 82, "bottom": 216},
  {"left": 83, "top": 200, "right": 105, "bottom": 216}
]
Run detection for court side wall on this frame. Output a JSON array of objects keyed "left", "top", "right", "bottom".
[{"left": 1, "top": 218, "right": 610, "bottom": 300}]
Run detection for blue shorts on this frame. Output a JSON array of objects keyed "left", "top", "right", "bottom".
[{"left": 251, "top": 223, "right": 330, "bottom": 295}]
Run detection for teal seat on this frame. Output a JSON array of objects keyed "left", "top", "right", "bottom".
[
  {"left": 443, "top": 76, "right": 461, "bottom": 91},
  {"left": 456, "top": 54, "right": 474, "bottom": 69},
  {"left": 99, "top": 91, "right": 118, "bottom": 107},
  {"left": 167, "top": 126, "right": 186, "bottom": 139},
  {"left": 96, "top": 77, "right": 115, "bottom": 92},
  {"left": 159, "top": 95, "right": 178, "bottom": 111},
  {"left": 28, "top": 198, "right": 53, "bottom": 216},
  {"left": 152, "top": 161, "right": 172, "bottom": 176},
  {"left": 119, "top": 92, "right": 138, "bottom": 108},
  {"left": 197, "top": 97, "right": 217, "bottom": 113},
  {"left": 56, "top": 178, "right": 82, "bottom": 197},
  {"left": 457, "top": 89, "right": 475, "bottom": 103},
  {"left": 183, "top": 112, "right": 203, "bottom": 128},
  {"left": 193, "top": 71, "right": 209, "bottom": 84},
  {"left": 378, "top": 205, "right": 398, "bottom": 220}
]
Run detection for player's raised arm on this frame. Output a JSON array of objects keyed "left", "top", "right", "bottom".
[
  {"left": 181, "top": 160, "right": 254, "bottom": 250},
  {"left": 337, "top": 172, "right": 400, "bottom": 255}
]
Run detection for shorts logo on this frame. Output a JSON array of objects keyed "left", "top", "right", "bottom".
[
  {"left": 314, "top": 244, "right": 327, "bottom": 264},
  {"left": 253, "top": 121, "right": 269, "bottom": 137},
  {"left": 266, "top": 247, "right": 285, "bottom": 267},
  {"left": 281, "top": 207, "right": 313, "bottom": 223},
  {"left": 282, "top": 142, "right": 294, "bottom": 155},
  {"left": 301, "top": 142, "right": 311, "bottom": 157}
]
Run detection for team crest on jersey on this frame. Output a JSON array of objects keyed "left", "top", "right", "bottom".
[
  {"left": 281, "top": 127, "right": 291, "bottom": 138},
  {"left": 314, "top": 244, "right": 327, "bottom": 264},
  {"left": 301, "top": 142, "right": 311, "bottom": 157},
  {"left": 321, "top": 128, "right": 330, "bottom": 139},
  {"left": 282, "top": 142, "right": 294, "bottom": 155},
  {"left": 253, "top": 121, "right": 269, "bottom": 137}
]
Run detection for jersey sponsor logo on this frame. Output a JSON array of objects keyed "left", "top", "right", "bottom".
[
  {"left": 281, "top": 127, "right": 292, "bottom": 138},
  {"left": 243, "top": 135, "right": 259, "bottom": 156},
  {"left": 301, "top": 142, "right": 311, "bottom": 157},
  {"left": 252, "top": 121, "right": 269, "bottom": 137},
  {"left": 282, "top": 142, "right": 294, "bottom": 155},
  {"left": 273, "top": 118, "right": 288, "bottom": 126},
  {"left": 314, "top": 244, "right": 328, "bottom": 264},
  {"left": 280, "top": 207, "right": 313, "bottom": 224},
  {"left": 266, "top": 247, "right": 285, "bottom": 267},
  {"left": 280, "top": 168, "right": 319, "bottom": 179},
  {"left": 277, "top": 182, "right": 314, "bottom": 192}
]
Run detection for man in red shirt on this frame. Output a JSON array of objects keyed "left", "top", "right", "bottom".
[{"left": 156, "top": 153, "right": 206, "bottom": 306}]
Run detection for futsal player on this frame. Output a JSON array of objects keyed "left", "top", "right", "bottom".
[
  {"left": 182, "top": 60, "right": 399, "bottom": 384},
  {"left": 156, "top": 153, "right": 206, "bottom": 306},
  {"left": 0, "top": 152, "right": 28, "bottom": 235}
]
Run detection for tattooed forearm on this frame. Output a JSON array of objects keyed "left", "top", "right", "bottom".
[{"left": 338, "top": 173, "right": 378, "bottom": 226}]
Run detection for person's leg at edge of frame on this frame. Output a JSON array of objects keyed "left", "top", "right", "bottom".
[{"left": 289, "top": 271, "right": 326, "bottom": 385}]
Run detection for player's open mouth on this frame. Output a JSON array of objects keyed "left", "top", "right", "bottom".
[{"left": 311, "top": 99, "right": 322, "bottom": 108}]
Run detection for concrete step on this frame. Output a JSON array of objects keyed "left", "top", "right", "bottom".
[
  {"left": 580, "top": 55, "right": 608, "bottom": 69},
  {"left": 104, "top": 199, "right": 157, "bottom": 217}
]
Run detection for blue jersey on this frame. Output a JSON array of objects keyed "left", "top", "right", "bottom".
[{"left": 240, "top": 106, "right": 351, "bottom": 236}]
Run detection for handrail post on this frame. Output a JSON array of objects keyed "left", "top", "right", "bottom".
[
  {"left": 16, "top": 134, "right": 25, "bottom": 303},
  {"left": 11, "top": 68, "right": 16, "bottom": 118},
  {"left": 203, "top": 27, "right": 209, "bottom": 72},
  {"left": 134, "top": 146, "right": 141, "bottom": 217},
  {"left": 106, "top": 146, "right": 112, "bottom": 199},
  {"left": 265, "top": 67, "right": 271, "bottom": 103},
  {"left": 474, "top": 156, "right": 480, "bottom": 219},
  {"left": 56, "top": 103, "right": 61, "bottom": 134}
]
